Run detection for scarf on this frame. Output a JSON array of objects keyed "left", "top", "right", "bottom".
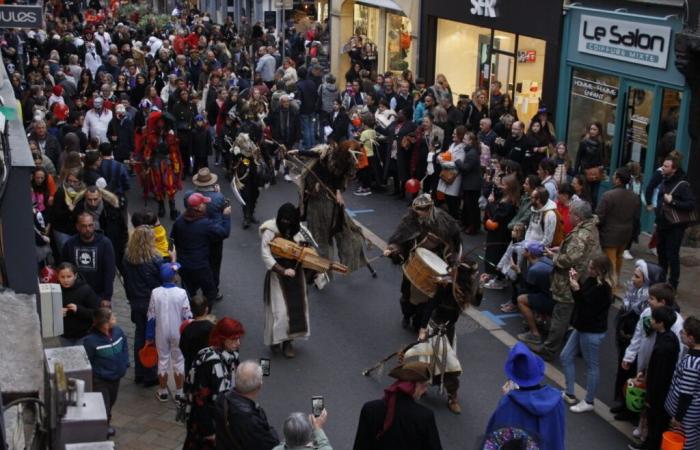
[
  {"left": 85, "top": 200, "right": 104, "bottom": 230},
  {"left": 378, "top": 381, "right": 416, "bottom": 439}
]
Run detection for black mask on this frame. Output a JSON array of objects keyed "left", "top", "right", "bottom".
[{"left": 276, "top": 202, "right": 300, "bottom": 239}]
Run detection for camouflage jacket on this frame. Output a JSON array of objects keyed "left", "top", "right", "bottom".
[{"left": 551, "top": 217, "right": 601, "bottom": 303}]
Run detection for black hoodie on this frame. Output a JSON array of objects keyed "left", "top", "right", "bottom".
[{"left": 61, "top": 277, "right": 100, "bottom": 339}]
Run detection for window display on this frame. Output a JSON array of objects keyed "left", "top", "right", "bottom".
[
  {"left": 385, "top": 12, "right": 412, "bottom": 73},
  {"left": 514, "top": 35, "right": 546, "bottom": 128},
  {"left": 353, "top": 4, "right": 379, "bottom": 49},
  {"left": 565, "top": 68, "right": 619, "bottom": 168}
]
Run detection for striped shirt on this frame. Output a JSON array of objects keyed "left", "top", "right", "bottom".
[{"left": 666, "top": 349, "right": 700, "bottom": 422}]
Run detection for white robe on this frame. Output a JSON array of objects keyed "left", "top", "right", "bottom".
[{"left": 260, "top": 220, "right": 312, "bottom": 346}]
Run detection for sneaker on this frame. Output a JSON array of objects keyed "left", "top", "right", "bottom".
[
  {"left": 561, "top": 391, "right": 578, "bottom": 405},
  {"left": 353, "top": 187, "right": 371, "bottom": 196},
  {"left": 570, "top": 400, "right": 594, "bottom": 413},
  {"left": 623, "top": 250, "right": 634, "bottom": 260},
  {"left": 284, "top": 174, "right": 293, "bottom": 182},
  {"left": 484, "top": 279, "right": 505, "bottom": 290},
  {"left": 517, "top": 332, "right": 542, "bottom": 345},
  {"left": 632, "top": 428, "right": 641, "bottom": 438},
  {"left": 156, "top": 390, "right": 169, "bottom": 402}
]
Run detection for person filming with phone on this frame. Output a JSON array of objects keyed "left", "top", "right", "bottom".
[{"left": 273, "top": 411, "right": 333, "bottom": 450}]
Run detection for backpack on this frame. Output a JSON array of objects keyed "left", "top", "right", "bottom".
[{"left": 542, "top": 208, "right": 565, "bottom": 247}]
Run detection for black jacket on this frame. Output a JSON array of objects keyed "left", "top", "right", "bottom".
[
  {"left": 296, "top": 78, "right": 319, "bottom": 115},
  {"left": 267, "top": 107, "right": 301, "bottom": 148},
  {"left": 214, "top": 390, "right": 279, "bottom": 450},
  {"left": 61, "top": 277, "right": 99, "bottom": 339},
  {"left": 122, "top": 257, "right": 162, "bottom": 308},
  {"left": 570, "top": 278, "right": 612, "bottom": 333},
  {"left": 646, "top": 330, "right": 680, "bottom": 408},
  {"left": 61, "top": 232, "right": 116, "bottom": 301},
  {"left": 574, "top": 138, "right": 603, "bottom": 172},
  {"left": 653, "top": 171, "right": 697, "bottom": 229},
  {"left": 455, "top": 144, "right": 482, "bottom": 191},
  {"left": 74, "top": 197, "right": 129, "bottom": 264},
  {"left": 329, "top": 109, "right": 350, "bottom": 143},
  {"left": 180, "top": 320, "right": 215, "bottom": 375},
  {"left": 353, "top": 393, "right": 442, "bottom": 450}
]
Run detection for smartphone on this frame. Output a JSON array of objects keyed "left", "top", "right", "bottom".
[
  {"left": 311, "top": 396, "right": 324, "bottom": 417},
  {"left": 260, "top": 358, "right": 270, "bottom": 376}
]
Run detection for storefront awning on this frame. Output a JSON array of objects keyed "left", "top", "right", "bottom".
[{"left": 355, "top": 0, "right": 404, "bottom": 13}]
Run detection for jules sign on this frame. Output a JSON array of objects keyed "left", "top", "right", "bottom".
[
  {"left": 0, "top": 5, "right": 44, "bottom": 29},
  {"left": 578, "top": 15, "right": 671, "bottom": 69}
]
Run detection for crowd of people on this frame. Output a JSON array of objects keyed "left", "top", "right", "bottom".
[{"left": 7, "top": 0, "right": 700, "bottom": 448}]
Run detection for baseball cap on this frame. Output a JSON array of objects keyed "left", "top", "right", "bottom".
[
  {"left": 160, "top": 262, "right": 181, "bottom": 283},
  {"left": 523, "top": 240, "right": 544, "bottom": 257},
  {"left": 194, "top": 114, "right": 204, "bottom": 122},
  {"left": 187, "top": 192, "right": 212, "bottom": 208}
]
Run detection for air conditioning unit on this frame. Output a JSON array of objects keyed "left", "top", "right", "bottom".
[{"left": 39, "top": 283, "right": 64, "bottom": 338}]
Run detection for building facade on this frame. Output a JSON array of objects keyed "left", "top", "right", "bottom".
[
  {"left": 330, "top": 0, "right": 420, "bottom": 87},
  {"left": 554, "top": 1, "right": 692, "bottom": 231},
  {"left": 419, "top": 0, "right": 564, "bottom": 125}
]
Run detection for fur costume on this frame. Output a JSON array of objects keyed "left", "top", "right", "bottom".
[
  {"left": 134, "top": 111, "right": 183, "bottom": 201},
  {"left": 295, "top": 142, "right": 367, "bottom": 272},
  {"left": 387, "top": 206, "right": 462, "bottom": 265}
]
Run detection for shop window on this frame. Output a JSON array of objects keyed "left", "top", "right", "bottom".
[
  {"left": 353, "top": 4, "right": 380, "bottom": 50},
  {"left": 385, "top": 13, "right": 412, "bottom": 73},
  {"left": 566, "top": 68, "right": 619, "bottom": 169},
  {"left": 620, "top": 85, "right": 655, "bottom": 174},
  {"left": 655, "top": 89, "right": 682, "bottom": 167},
  {"left": 435, "top": 18, "right": 491, "bottom": 103},
  {"left": 513, "top": 35, "right": 546, "bottom": 128},
  {"left": 493, "top": 31, "right": 515, "bottom": 53}
]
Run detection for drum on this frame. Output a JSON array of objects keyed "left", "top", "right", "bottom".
[{"left": 402, "top": 247, "right": 449, "bottom": 297}]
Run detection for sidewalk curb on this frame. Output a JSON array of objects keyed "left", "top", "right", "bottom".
[{"left": 353, "top": 217, "right": 636, "bottom": 442}]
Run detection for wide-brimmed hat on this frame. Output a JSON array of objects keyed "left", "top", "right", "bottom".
[
  {"left": 504, "top": 342, "right": 545, "bottom": 388},
  {"left": 192, "top": 167, "right": 218, "bottom": 186},
  {"left": 388, "top": 361, "right": 431, "bottom": 382}
]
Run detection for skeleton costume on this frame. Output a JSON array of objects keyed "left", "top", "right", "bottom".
[
  {"left": 297, "top": 142, "right": 368, "bottom": 272},
  {"left": 260, "top": 204, "right": 316, "bottom": 357},
  {"left": 386, "top": 194, "right": 462, "bottom": 330},
  {"left": 403, "top": 257, "right": 483, "bottom": 414}
]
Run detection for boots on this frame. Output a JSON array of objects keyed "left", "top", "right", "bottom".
[
  {"left": 169, "top": 199, "right": 179, "bottom": 221},
  {"left": 157, "top": 201, "right": 165, "bottom": 218},
  {"left": 447, "top": 394, "right": 461, "bottom": 414},
  {"left": 242, "top": 216, "right": 251, "bottom": 229},
  {"left": 282, "top": 340, "right": 295, "bottom": 358}
]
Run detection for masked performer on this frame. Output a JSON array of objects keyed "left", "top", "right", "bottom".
[
  {"left": 402, "top": 256, "right": 482, "bottom": 415},
  {"left": 288, "top": 142, "right": 368, "bottom": 272},
  {"left": 230, "top": 132, "right": 263, "bottom": 229},
  {"left": 135, "top": 110, "right": 183, "bottom": 219},
  {"left": 383, "top": 194, "right": 462, "bottom": 330},
  {"left": 260, "top": 203, "right": 318, "bottom": 358}
]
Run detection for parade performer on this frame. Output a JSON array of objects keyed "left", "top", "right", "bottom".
[
  {"left": 134, "top": 110, "right": 183, "bottom": 219},
  {"left": 260, "top": 203, "right": 322, "bottom": 358},
  {"left": 402, "top": 256, "right": 482, "bottom": 414},
  {"left": 231, "top": 132, "right": 263, "bottom": 229},
  {"left": 383, "top": 194, "right": 462, "bottom": 330},
  {"left": 288, "top": 142, "right": 368, "bottom": 272}
]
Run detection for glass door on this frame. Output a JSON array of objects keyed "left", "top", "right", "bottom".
[{"left": 491, "top": 52, "right": 515, "bottom": 104}]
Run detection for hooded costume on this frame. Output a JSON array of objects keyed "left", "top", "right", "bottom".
[
  {"left": 297, "top": 143, "right": 368, "bottom": 272},
  {"left": 485, "top": 343, "right": 565, "bottom": 450},
  {"left": 259, "top": 203, "right": 316, "bottom": 347}
]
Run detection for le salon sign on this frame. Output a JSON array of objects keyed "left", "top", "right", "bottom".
[{"left": 578, "top": 14, "right": 671, "bottom": 69}]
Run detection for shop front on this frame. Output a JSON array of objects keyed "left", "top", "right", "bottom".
[
  {"left": 420, "top": 0, "right": 563, "bottom": 125},
  {"left": 554, "top": 3, "right": 691, "bottom": 231},
  {"left": 329, "top": 0, "right": 419, "bottom": 87}
]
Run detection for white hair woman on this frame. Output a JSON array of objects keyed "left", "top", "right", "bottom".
[{"left": 273, "top": 411, "right": 332, "bottom": 450}]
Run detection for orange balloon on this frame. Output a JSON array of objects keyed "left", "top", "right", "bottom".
[
  {"left": 485, "top": 219, "right": 499, "bottom": 231},
  {"left": 442, "top": 151, "right": 452, "bottom": 161}
]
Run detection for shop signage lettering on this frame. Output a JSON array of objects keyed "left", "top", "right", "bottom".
[
  {"left": 0, "top": 5, "right": 43, "bottom": 29},
  {"left": 572, "top": 76, "right": 618, "bottom": 106},
  {"left": 469, "top": 0, "right": 498, "bottom": 18},
  {"left": 577, "top": 15, "right": 671, "bottom": 69}
]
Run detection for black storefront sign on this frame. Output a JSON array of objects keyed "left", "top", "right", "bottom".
[{"left": 0, "top": 5, "right": 44, "bottom": 29}]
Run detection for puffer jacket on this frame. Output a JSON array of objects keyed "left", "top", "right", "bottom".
[
  {"left": 318, "top": 82, "right": 339, "bottom": 114},
  {"left": 550, "top": 217, "right": 600, "bottom": 303}
]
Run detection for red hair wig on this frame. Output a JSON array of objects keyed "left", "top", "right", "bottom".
[{"left": 209, "top": 317, "right": 245, "bottom": 348}]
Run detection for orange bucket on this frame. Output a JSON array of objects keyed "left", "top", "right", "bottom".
[
  {"left": 138, "top": 342, "right": 159, "bottom": 369},
  {"left": 661, "top": 431, "right": 685, "bottom": 450}
]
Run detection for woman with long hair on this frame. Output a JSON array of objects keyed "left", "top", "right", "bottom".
[
  {"left": 483, "top": 174, "right": 520, "bottom": 289},
  {"left": 31, "top": 167, "right": 56, "bottom": 212},
  {"left": 78, "top": 69, "right": 96, "bottom": 98},
  {"left": 114, "top": 73, "right": 130, "bottom": 99},
  {"left": 122, "top": 225, "right": 164, "bottom": 386},
  {"left": 574, "top": 122, "right": 605, "bottom": 207},
  {"left": 130, "top": 73, "right": 148, "bottom": 105},
  {"left": 572, "top": 173, "right": 592, "bottom": 204},
  {"left": 561, "top": 254, "right": 614, "bottom": 413},
  {"left": 183, "top": 317, "right": 245, "bottom": 450},
  {"left": 457, "top": 131, "right": 483, "bottom": 234}
]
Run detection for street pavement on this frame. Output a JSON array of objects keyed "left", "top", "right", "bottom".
[{"left": 111, "top": 168, "right": 641, "bottom": 449}]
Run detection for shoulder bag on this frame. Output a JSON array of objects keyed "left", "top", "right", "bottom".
[{"left": 662, "top": 181, "right": 698, "bottom": 225}]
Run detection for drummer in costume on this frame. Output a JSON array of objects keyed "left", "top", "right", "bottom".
[
  {"left": 402, "top": 256, "right": 483, "bottom": 414},
  {"left": 288, "top": 142, "right": 368, "bottom": 272},
  {"left": 260, "top": 203, "right": 319, "bottom": 358},
  {"left": 383, "top": 194, "right": 462, "bottom": 330}
]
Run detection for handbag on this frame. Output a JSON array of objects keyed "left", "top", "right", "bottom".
[
  {"left": 662, "top": 181, "right": 699, "bottom": 225},
  {"left": 439, "top": 169, "right": 458, "bottom": 185},
  {"left": 584, "top": 166, "right": 603, "bottom": 183}
]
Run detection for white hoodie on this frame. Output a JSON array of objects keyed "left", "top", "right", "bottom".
[
  {"left": 524, "top": 199, "right": 557, "bottom": 247},
  {"left": 623, "top": 306, "right": 685, "bottom": 371}
]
